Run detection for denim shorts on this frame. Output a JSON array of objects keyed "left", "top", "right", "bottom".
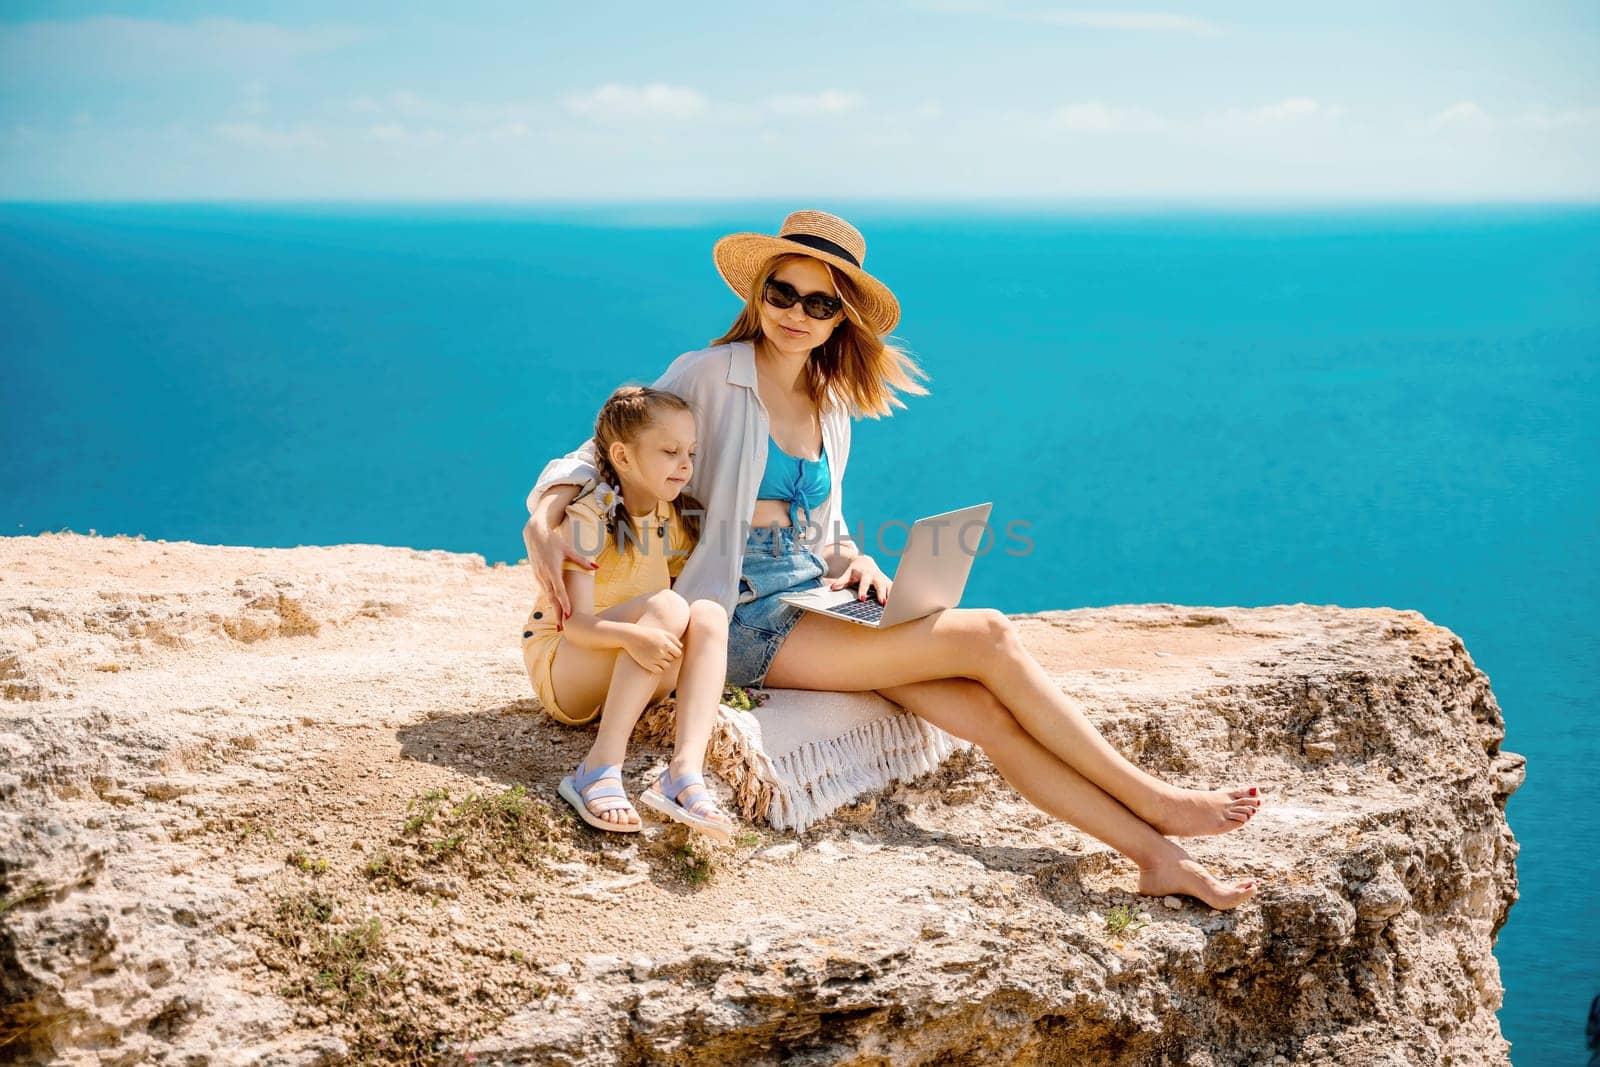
[{"left": 726, "top": 524, "right": 829, "bottom": 688}]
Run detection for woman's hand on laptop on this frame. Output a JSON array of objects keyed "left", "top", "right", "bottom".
[{"left": 829, "top": 555, "right": 891, "bottom": 604}]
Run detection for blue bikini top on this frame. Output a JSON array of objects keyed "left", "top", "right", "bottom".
[{"left": 756, "top": 433, "right": 830, "bottom": 530}]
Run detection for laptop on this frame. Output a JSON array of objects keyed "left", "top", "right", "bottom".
[{"left": 778, "top": 503, "right": 993, "bottom": 629}]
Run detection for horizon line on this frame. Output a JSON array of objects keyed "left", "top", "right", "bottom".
[{"left": 3, "top": 194, "right": 1598, "bottom": 211}]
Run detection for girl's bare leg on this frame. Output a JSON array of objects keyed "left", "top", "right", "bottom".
[
  {"left": 872, "top": 676, "right": 1257, "bottom": 909},
  {"left": 763, "top": 607, "right": 1259, "bottom": 836},
  {"left": 652, "top": 599, "right": 735, "bottom": 833},
  {"left": 549, "top": 589, "right": 690, "bottom": 826},
  {"left": 668, "top": 600, "right": 729, "bottom": 780}
]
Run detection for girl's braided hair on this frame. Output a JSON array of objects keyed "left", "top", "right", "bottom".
[{"left": 591, "top": 385, "right": 705, "bottom": 556}]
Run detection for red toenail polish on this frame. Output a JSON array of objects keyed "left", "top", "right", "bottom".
[{"left": 1248, "top": 787, "right": 1258, "bottom": 796}]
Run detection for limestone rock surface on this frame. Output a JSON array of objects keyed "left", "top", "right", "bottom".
[{"left": 0, "top": 533, "right": 1521, "bottom": 1065}]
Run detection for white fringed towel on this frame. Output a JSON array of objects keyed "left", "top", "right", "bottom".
[{"left": 639, "top": 688, "right": 969, "bottom": 833}]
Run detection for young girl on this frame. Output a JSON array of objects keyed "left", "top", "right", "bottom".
[{"left": 520, "top": 385, "right": 735, "bottom": 842}]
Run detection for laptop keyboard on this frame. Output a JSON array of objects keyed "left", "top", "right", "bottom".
[{"left": 827, "top": 597, "right": 886, "bottom": 623}]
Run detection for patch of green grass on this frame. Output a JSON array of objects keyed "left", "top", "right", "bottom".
[
  {"left": 287, "top": 848, "right": 329, "bottom": 875},
  {"left": 400, "top": 785, "right": 571, "bottom": 876},
  {"left": 269, "top": 891, "right": 388, "bottom": 1010},
  {"left": 733, "top": 831, "right": 761, "bottom": 849},
  {"left": 402, "top": 788, "right": 451, "bottom": 835},
  {"left": 260, "top": 889, "right": 470, "bottom": 1065},
  {"left": 1103, "top": 904, "right": 1149, "bottom": 937},
  {"left": 276, "top": 889, "right": 336, "bottom": 928},
  {"left": 720, "top": 683, "right": 770, "bottom": 711},
  {"left": 361, "top": 850, "right": 399, "bottom": 884},
  {"left": 354, "top": 1015, "right": 465, "bottom": 1066},
  {"left": 309, "top": 918, "right": 387, "bottom": 1004},
  {"left": 675, "top": 842, "right": 715, "bottom": 885}
]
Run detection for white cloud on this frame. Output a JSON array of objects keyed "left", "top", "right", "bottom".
[
  {"left": 763, "top": 90, "right": 864, "bottom": 115},
  {"left": 1258, "top": 97, "right": 1339, "bottom": 121},
  {"left": 1517, "top": 106, "right": 1600, "bottom": 131},
  {"left": 339, "top": 90, "right": 536, "bottom": 128},
  {"left": 563, "top": 83, "right": 709, "bottom": 121},
  {"left": 1046, "top": 101, "right": 1168, "bottom": 133},
  {"left": 1201, "top": 97, "right": 1344, "bottom": 134},
  {"left": 0, "top": 16, "right": 366, "bottom": 81},
  {"left": 212, "top": 121, "right": 326, "bottom": 148},
  {"left": 1428, "top": 102, "right": 1600, "bottom": 133},
  {"left": 364, "top": 123, "right": 444, "bottom": 145},
  {"left": 1428, "top": 101, "right": 1492, "bottom": 130},
  {"left": 388, "top": 90, "right": 450, "bottom": 120},
  {"left": 1033, "top": 97, "right": 1339, "bottom": 137}
]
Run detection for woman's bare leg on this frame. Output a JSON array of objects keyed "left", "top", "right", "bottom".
[
  {"left": 763, "top": 607, "right": 1259, "bottom": 836},
  {"left": 872, "top": 676, "right": 1257, "bottom": 909}
]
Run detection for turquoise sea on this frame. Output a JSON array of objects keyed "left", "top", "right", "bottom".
[{"left": 1, "top": 202, "right": 1595, "bottom": 1062}]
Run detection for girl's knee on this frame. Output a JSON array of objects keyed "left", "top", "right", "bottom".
[
  {"left": 687, "top": 598, "right": 728, "bottom": 632},
  {"left": 645, "top": 588, "right": 692, "bottom": 633}
]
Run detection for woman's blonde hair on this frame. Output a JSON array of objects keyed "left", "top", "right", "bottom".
[
  {"left": 591, "top": 385, "right": 704, "bottom": 554},
  {"left": 710, "top": 253, "right": 929, "bottom": 418}
]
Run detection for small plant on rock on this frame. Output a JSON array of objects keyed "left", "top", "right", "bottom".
[
  {"left": 400, "top": 785, "right": 571, "bottom": 876},
  {"left": 1103, "top": 903, "right": 1149, "bottom": 937},
  {"left": 720, "top": 683, "right": 770, "bottom": 711},
  {"left": 287, "top": 848, "right": 329, "bottom": 875},
  {"left": 675, "top": 839, "right": 716, "bottom": 885}
]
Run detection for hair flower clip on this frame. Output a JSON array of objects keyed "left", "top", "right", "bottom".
[{"left": 592, "top": 480, "right": 621, "bottom": 515}]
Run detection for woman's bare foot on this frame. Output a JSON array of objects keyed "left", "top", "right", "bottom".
[
  {"left": 1138, "top": 850, "right": 1258, "bottom": 910},
  {"left": 1146, "top": 785, "right": 1261, "bottom": 838}
]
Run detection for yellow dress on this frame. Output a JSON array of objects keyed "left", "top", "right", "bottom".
[{"left": 521, "top": 485, "right": 695, "bottom": 725}]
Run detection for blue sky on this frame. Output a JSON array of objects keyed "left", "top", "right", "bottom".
[{"left": 2, "top": 1, "right": 1597, "bottom": 201}]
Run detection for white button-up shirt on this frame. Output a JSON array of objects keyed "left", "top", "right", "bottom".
[{"left": 528, "top": 339, "right": 861, "bottom": 615}]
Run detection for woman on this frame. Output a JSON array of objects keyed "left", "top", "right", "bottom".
[{"left": 524, "top": 210, "right": 1261, "bottom": 908}]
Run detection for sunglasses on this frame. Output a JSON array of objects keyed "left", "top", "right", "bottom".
[{"left": 762, "top": 277, "right": 845, "bottom": 320}]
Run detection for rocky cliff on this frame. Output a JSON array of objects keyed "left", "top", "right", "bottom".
[{"left": 0, "top": 533, "right": 1523, "bottom": 1065}]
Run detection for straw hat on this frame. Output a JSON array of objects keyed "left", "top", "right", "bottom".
[{"left": 712, "top": 210, "right": 900, "bottom": 335}]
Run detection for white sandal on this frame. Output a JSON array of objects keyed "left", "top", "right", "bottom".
[
  {"left": 557, "top": 759, "right": 641, "bottom": 833},
  {"left": 639, "top": 767, "right": 735, "bottom": 844}
]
